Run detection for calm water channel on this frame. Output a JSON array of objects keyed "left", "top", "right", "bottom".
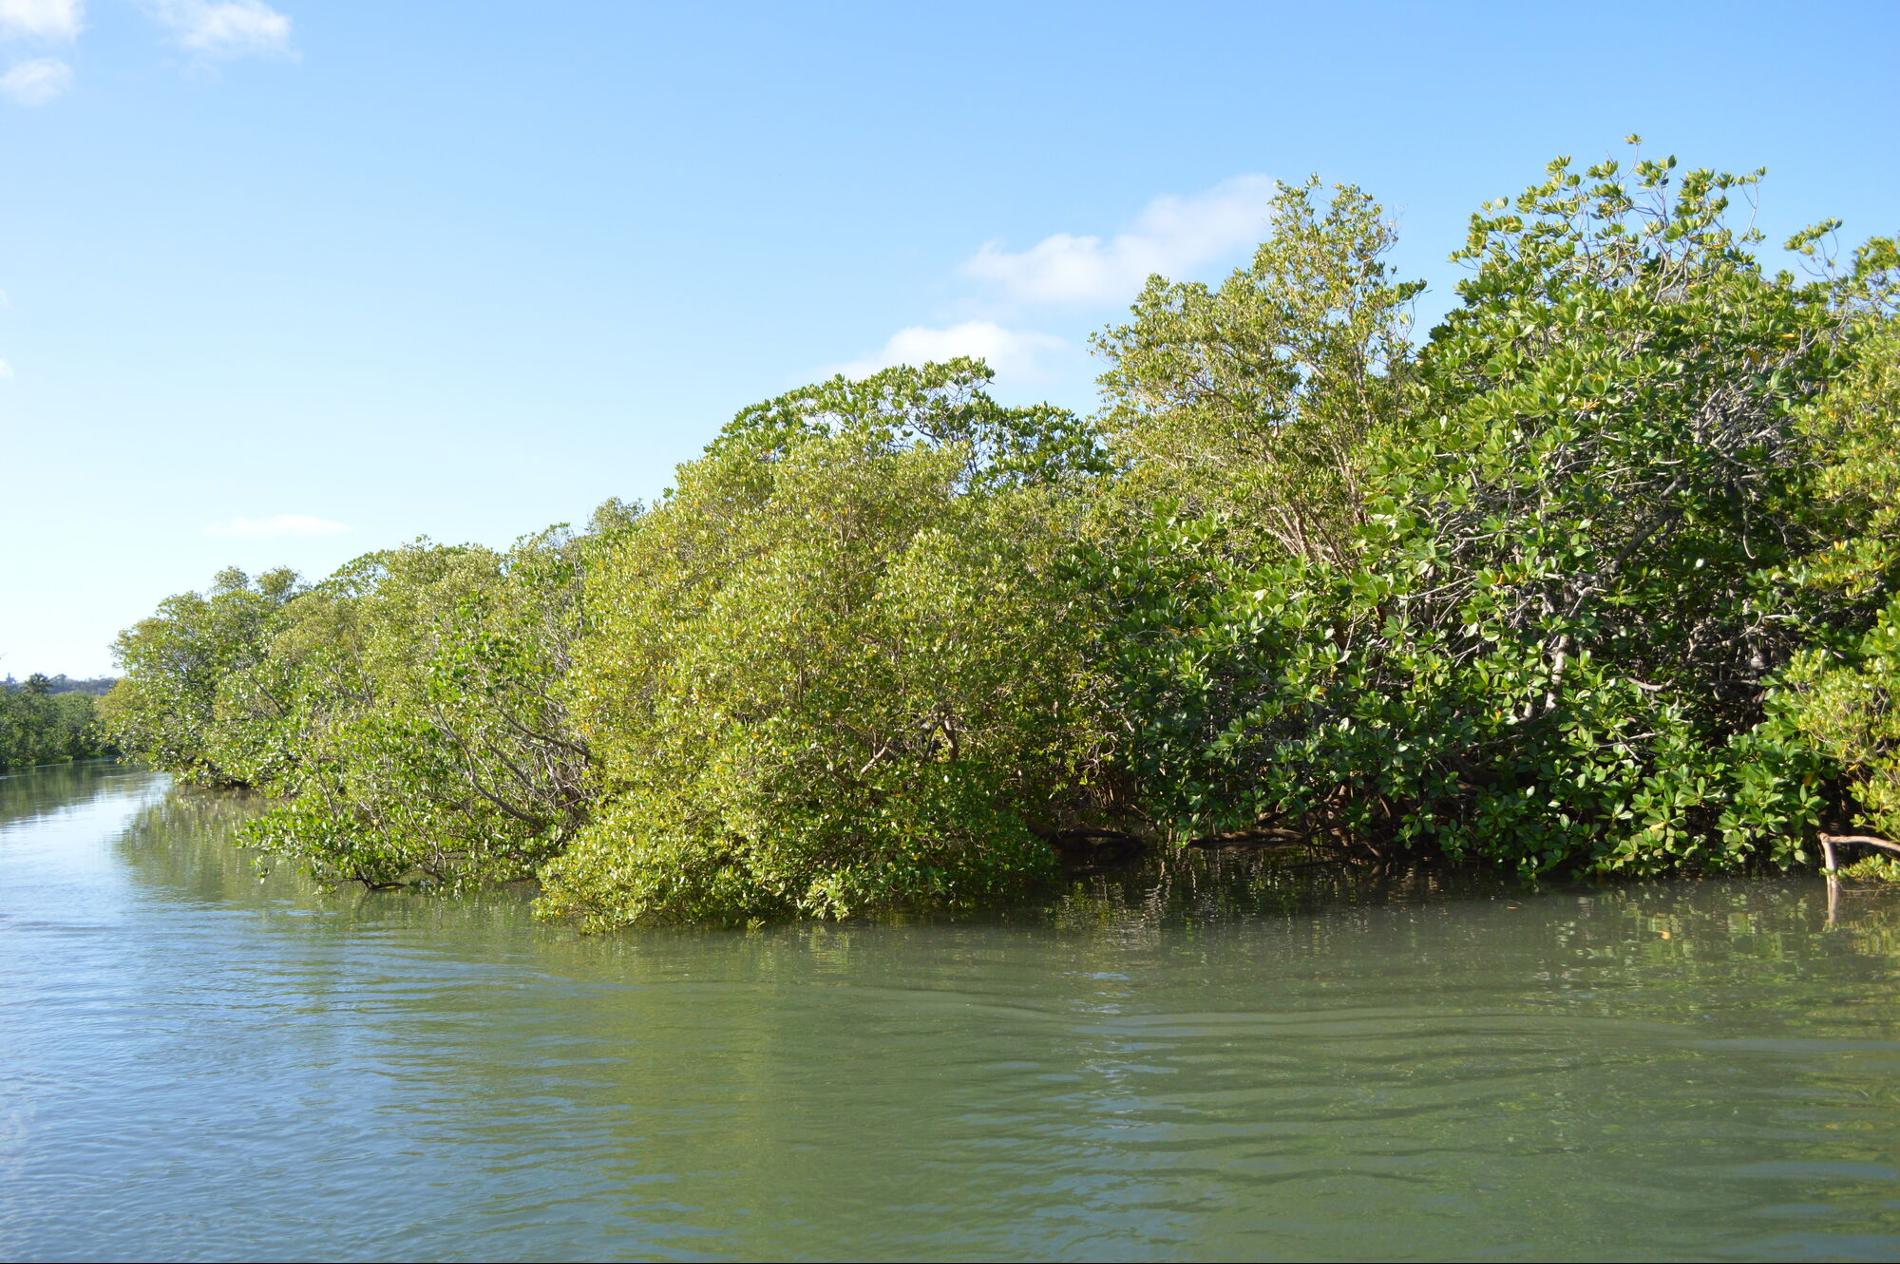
[{"left": 3, "top": 762, "right": 1900, "bottom": 1261}]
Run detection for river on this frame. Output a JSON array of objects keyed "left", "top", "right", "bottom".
[{"left": 3, "top": 762, "right": 1898, "bottom": 1260}]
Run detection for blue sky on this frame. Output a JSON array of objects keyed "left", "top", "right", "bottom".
[{"left": 2, "top": 0, "right": 1897, "bottom": 677}]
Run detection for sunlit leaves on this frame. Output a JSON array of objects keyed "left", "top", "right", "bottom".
[{"left": 538, "top": 364, "right": 1116, "bottom": 928}]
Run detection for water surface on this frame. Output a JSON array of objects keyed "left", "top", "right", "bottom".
[{"left": 4, "top": 763, "right": 1899, "bottom": 1261}]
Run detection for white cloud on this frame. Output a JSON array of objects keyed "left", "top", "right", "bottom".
[
  {"left": 148, "top": 0, "right": 292, "bottom": 58},
  {"left": 0, "top": 55, "right": 69, "bottom": 104},
  {"left": 0, "top": 1, "right": 83, "bottom": 42},
  {"left": 0, "top": 357, "right": 13, "bottom": 379},
  {"left": 963, "top": 174, "right": 1276, "bottom": 306},
  {"left": 830, "top": 321, "right": 1071, "bottom": 382},
  {"left": 204, "top": 514, "right": 348, "bottom": 540}
]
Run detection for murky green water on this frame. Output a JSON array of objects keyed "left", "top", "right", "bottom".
[{"left": 4, "top": 763, "right": 1900, "bottom": 1261}]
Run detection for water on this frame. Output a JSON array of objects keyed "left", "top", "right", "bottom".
[{"left": 3, "top": 763, "right": 1899, "bottom": 1261}]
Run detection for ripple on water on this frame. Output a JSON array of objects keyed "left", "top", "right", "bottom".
[{"left": 3, "top": 765, "right": 1900, "bottom": 1261}]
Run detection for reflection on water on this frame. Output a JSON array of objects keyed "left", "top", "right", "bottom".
[
  {"left": 3, "top": 762, "right": 1899, "bottom": 1261},
  {"left": 0, "top": 760, "right": 143, "bottom": 829}
]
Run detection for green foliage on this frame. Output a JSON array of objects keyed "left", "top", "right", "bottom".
[
  {"left": 1094, "top": 178, "right": 1422, "bottom": 565},
  {"left": 102, "top": 143, "right": 1900, "bottom": 924},
  {"left": 100, "top": 567, "right": 299, "bottom": 786},
  {"left": 540, "top": 362, "right": 1114, "bottom": 928},
  {"left": 0, "top": 679, "right": 110, "bottom": 770},
  {"left": 236, "top": 535, "right": 593, "bottom": 887},
  {"left": 1841, "top": 853, "right": 1900, "bottom": 883},
  {"left": 1094, "top": 144, "right": 1888, "bottom": 876},
  {"left": 1782, "top": 596, "right": 1900, "bottom": 841},
  {"left": 1789, "top": 316, "right": 1900, "bottom": 622}
]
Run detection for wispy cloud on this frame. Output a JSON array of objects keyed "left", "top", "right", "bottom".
[
  {"left": 822, "top": 174, "right": 1273, "bottom": 402},
  {"left": 829, "top": 321, "right": 1072, "bottom": 383},
  {"left": 963, "top": 174, "right": 1275, "bottom": 306},
  {"left": 148, "top": 0, "right": 292, "bottom": 58},
  {"left": 0, "top": 55, "right": 69, "bottom": 103},
  {"left": 0, "top": 0, "right": 83, "bottom": 42},
  {"left": 0, "top": 357, "right": 13, "bottom": 380},
  {"left": 204, "top": 514, "right": 348, "bottom": 540}
]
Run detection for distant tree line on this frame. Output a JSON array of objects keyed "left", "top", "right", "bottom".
[
  {"left": 0, "top": 675, "right": 113, "bottom": 770},
  {"left": 101, "top": 142, "right": 1900, "bottom": 925},
  {"left": 2, "top": 674, "right": 119, "bottom": 697}
]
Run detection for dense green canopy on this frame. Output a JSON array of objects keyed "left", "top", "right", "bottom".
[
  {"left": 104, "top": 142, "right": 1900, "bottom": 924},
  {"left": 0, "top": 674, "right": 111, "bottom": 771}
]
